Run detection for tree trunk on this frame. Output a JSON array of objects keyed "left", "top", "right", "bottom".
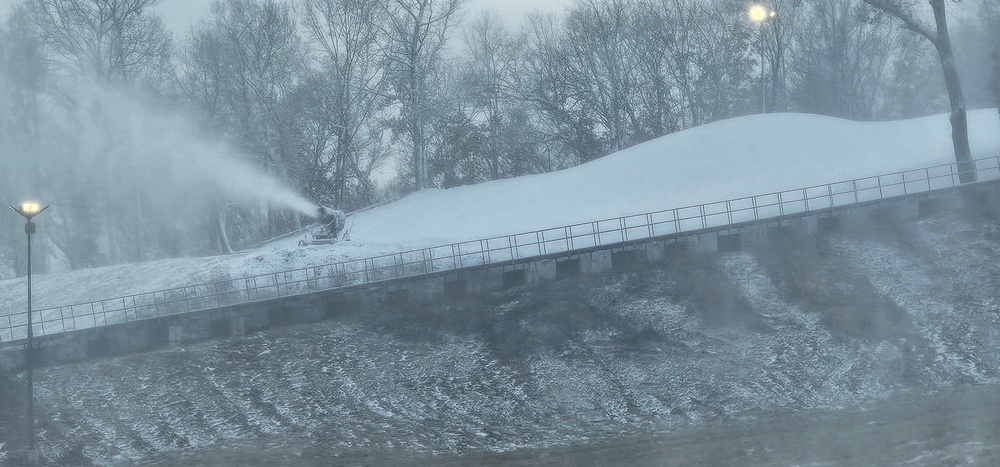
[
  {"left": 215, "top": 208, "right": 234, "bottom": 255},
  {"left": 929, "top": 0, "right": 975, "bottom": 183},
  {"left": 413, "top": 115, "right": 427, "bottom": 191}
]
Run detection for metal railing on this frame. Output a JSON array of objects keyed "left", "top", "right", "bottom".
[{"left": 2, "top": 156, "right": 999, "bottom": 344}]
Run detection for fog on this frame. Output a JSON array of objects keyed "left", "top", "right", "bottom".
[{"left": 0, "top": 81, "right": 318, "bottom": 274}]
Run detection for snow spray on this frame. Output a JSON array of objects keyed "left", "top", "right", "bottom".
[{"left": 73, "top": 84, "right": 318, "bottom": 218}]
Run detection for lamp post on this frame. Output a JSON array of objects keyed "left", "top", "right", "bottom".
[
  {"left": 9, "top": 202, "right": 48, "bottom": 455},
  {"left": 749, "top": 4, "right": 776, "bottom": 113}
]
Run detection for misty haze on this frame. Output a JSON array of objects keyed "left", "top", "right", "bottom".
[{"left": 2, "top": 0, "right": 1000, "bottom": 465}]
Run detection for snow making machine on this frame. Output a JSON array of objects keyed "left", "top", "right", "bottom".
[{"left": 299, "top": 206, "right": 348, "bottom": 246}]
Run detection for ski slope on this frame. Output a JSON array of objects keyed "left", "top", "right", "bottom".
[{"left": 2, "top": 110, "right": 999, "bottom": 313}]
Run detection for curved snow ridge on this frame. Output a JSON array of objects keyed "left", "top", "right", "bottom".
[{"left": 351, "top": 110, "right": 1000, "bottom": 248}]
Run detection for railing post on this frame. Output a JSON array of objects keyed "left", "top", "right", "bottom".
[
  {"left": 778, "top": 192, "right": 785, "bottom": 217},
  {"left": 726, "top": 201, "right": 733, "bottom": 225},
  {"left": 752, "top": 196, "right": 759, "bottom": 220},
  {"left": 596, "top": 221, "right": 602, "bottom": 246},
  {"left": 802, "top": 188, "right": 809, "bottom": 212},
  {"left": 673, "top": 209, "right": 680, "bottom": 233},
  {"left": 827, "top": 184, "right": 833, "bottom": 208},
  {"left": 700, "top": 204, "right": 707, "bottom": 229},
  {"left": 647, "top": 213, "right": 654, "bottom": 238}
]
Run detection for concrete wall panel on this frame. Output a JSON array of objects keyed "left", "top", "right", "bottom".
[{"left": 583, "top": 250, "right": 612, "bottom": 274}]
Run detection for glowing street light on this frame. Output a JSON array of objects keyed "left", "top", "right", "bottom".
[
  {"left": 12, "top": 203, "right": 45, "bottom": 220},
  {"left": 749, "top": 4, "right": 776, "bottom": 114},
  {"left": 9, "top": 201, "right": 49, "bottom": 457},
  {"left": 749, "top": 4, "right": 776, "bottom": 22}
]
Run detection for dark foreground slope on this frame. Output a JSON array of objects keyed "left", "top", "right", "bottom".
[{"left": 4, "top": 207, "right": 1000, "bottom": 465}]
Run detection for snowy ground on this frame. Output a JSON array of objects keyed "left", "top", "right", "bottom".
[
  {"left": 1, "top": 110, "right": 998, "bottom": 316},
  {"left": 3, "top": 206, "right": 1000, "bottom": 465}
]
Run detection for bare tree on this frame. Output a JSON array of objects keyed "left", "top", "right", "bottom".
[
  {"left": 634, "top": 0, "right": 756, "bottom": 129},
  {"left": 521, "top": 12, "right": 605, "bottom": 165},
  {"left": 863, "top": 0, "right": 974, "bottom": 182},
  {"left": 751, "top": 0, "right": 803, "bottom": 113},
  {"left": 563, "top": 0, "right": 641, "bottom": 152},
  {"left": 380, "top": 0, "right": 464, "bottom": 191},
  {"left": 24, "top": 0, "right": 176, "bottom": 263},
  {"left": 27, "top": 0, "right": 171, "bottom": 84},
  {"left": 458, "top": 12, "right": 527, "bottom": 180},
  {"left": 180, "top": 0, "right": 304, "bottom": 245},
  {"left": 791, "top": 0, "right": 902, "bottom": 119},
  {"left": 301, "top": 0, "right": 389, "bottom": 207}
]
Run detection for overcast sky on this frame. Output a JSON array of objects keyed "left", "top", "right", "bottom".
[{"left": 0, "top": 0, "right": 569, "bottom": 34}]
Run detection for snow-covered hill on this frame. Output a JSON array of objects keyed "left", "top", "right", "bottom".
[
  {"left": 2, "top": 110, "right": 999, "bottom": 313},
  {"left": 349, "top": 110, "right": 1000, "bottom": 248}
]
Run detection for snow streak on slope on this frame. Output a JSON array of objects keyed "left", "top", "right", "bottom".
[
  {"left": 1, "top": 111, "right": 999, "bottom": 314},
  {"left": 12, "top": 210, "right": 1000, "bottom": 465}
]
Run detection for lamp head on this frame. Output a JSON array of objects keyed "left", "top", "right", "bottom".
[{"left": 9, "top": 202, "right": 48, "bottom": 220}]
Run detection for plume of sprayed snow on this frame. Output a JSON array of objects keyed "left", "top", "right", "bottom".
[{"left": 71, "top": 83, "right": 318, "bottom": 218}]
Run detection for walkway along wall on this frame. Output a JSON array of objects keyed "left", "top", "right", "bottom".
[{"left": 2, "top": 180, "right": 999, "bottom": 372}]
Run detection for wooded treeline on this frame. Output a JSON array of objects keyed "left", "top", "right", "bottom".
[{"left": 0, "top": 0, "right": 997, "bottom": 276}]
